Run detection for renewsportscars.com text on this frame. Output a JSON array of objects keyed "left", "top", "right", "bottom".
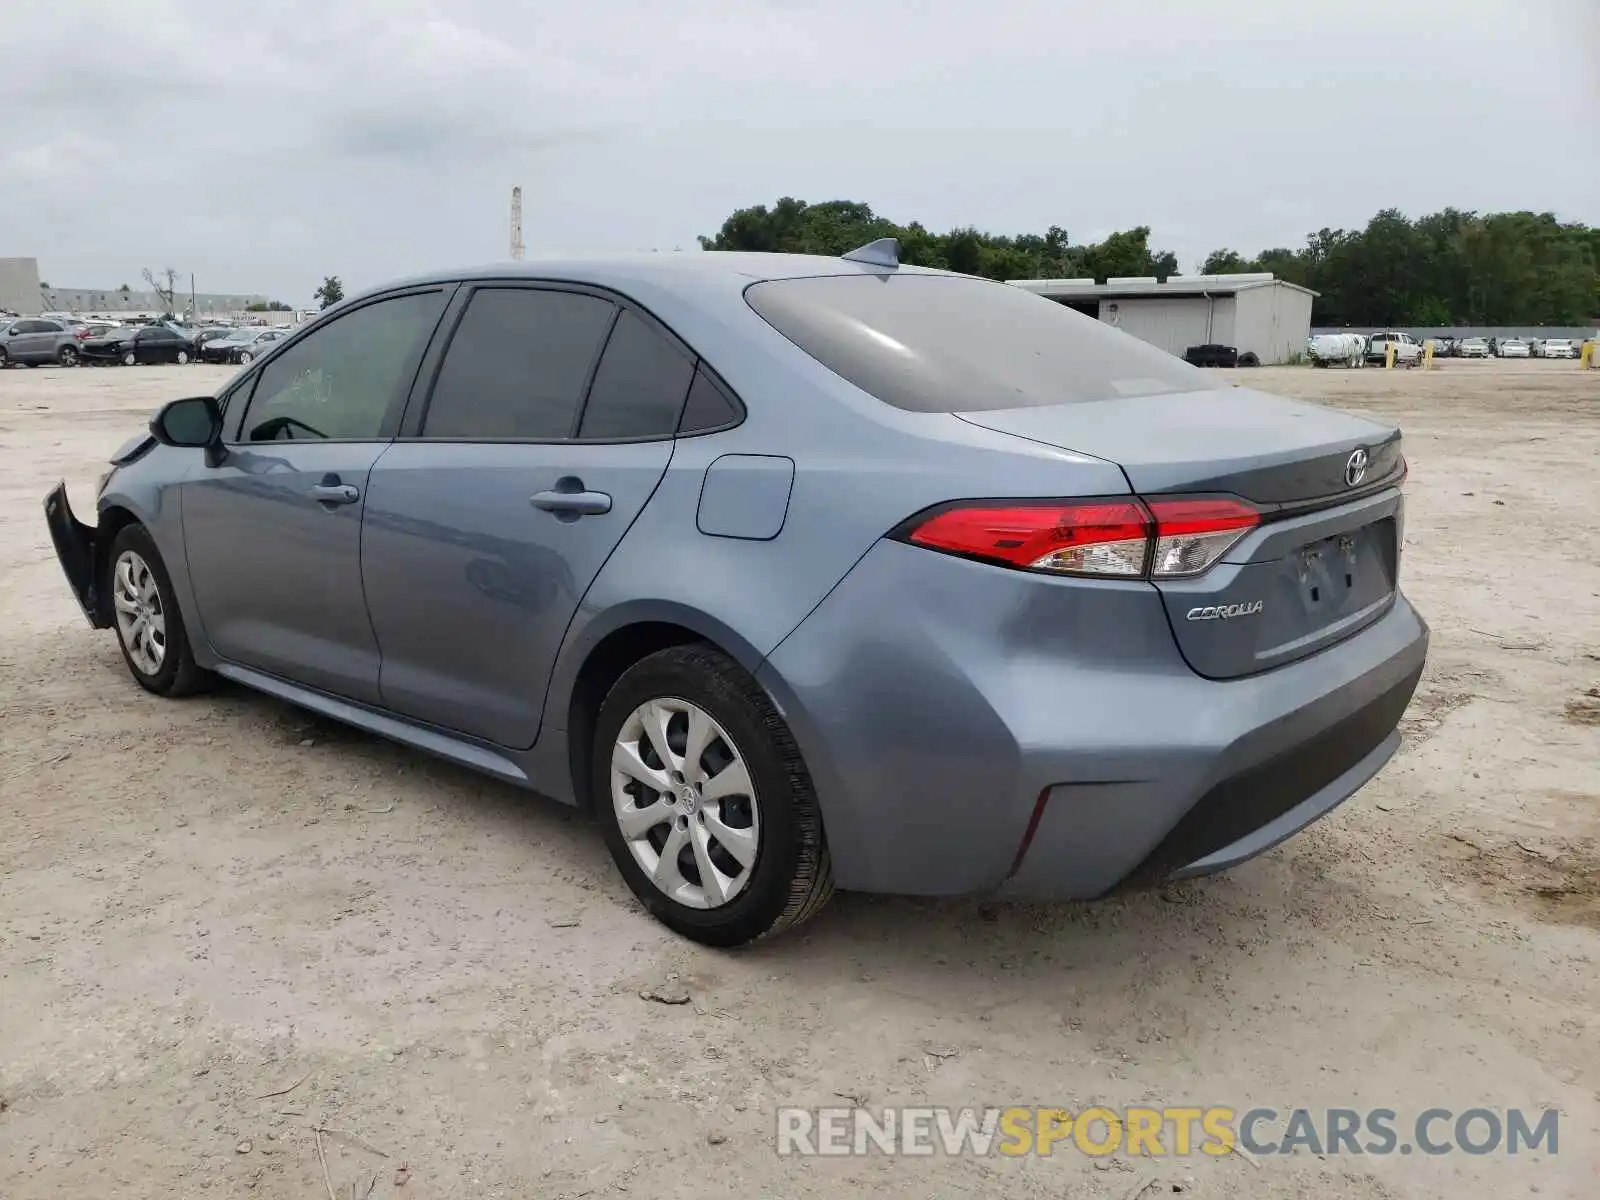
[{"left": 775, "top": 1106, "right": 1560, "bottom": 1158}]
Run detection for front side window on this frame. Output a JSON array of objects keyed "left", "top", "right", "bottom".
[
  {"left": 239, "top": 291, "right": 444, "bottom": 442},
  {"left": 421, "top": 288, "right": 617, "bottom": 439}
]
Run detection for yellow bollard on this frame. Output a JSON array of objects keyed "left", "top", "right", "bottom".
[
  {"left": 1386, "top": 344, "right": 1396, "bottom": 370},
  {"left": 1423, "top": 340, "right": 1435, "bottom": 370},
  {"left": 1583, "top": 341, "right": 1596, "bottom": 368}
]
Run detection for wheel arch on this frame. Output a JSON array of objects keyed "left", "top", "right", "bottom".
[
  {"left": 92, "top": 503, "right": 146, "bottom": 624},
  {"left": 557, "top": 603, "right": 767, "bottom": 812}
]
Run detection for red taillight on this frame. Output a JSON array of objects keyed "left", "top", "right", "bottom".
[
  {"left": 907, "top": 500, "right": 1152, "bottom": 577},
  {"left": 900, "top": 494, "right": 1260, "bottom": 580}
]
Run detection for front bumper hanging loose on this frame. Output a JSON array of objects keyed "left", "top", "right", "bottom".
[{"left": 43, "top": 482, "right": 108, "bottom": 629}]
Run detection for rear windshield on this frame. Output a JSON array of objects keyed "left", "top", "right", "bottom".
[{"left": 744, "top": 273, "right": 1212, "bottom": 413}]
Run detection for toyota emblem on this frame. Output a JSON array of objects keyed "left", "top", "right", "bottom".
[{"left": 1344, "top": 448, "right": 1369, "bottom": 487}]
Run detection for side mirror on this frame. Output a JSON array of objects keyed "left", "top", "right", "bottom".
[{"left": 150, "top": 395, "right": 227, "bottom": 465}]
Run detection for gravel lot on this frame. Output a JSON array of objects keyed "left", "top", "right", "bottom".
[{"left": 2, "top": 358, "right": 1597, "bottom": 1199}]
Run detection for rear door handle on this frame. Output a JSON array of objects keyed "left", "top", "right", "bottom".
[
  {"left": 530, "top": 488, "right": 611, "bottom": 517},
  {"left": 309, "top": 483, "right": 360, "bottom": 505}
]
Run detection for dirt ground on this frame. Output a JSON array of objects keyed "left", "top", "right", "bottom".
[{"left": 2, "top": 358, "right": 1597, "bottom": 1199}]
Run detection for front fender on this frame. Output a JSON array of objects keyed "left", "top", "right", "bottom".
[{"left": 98, "top": 451, "right": 216, "bottom": 668}]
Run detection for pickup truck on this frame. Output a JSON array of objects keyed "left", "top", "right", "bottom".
[{"left": 1364, "top": 331, "right": 1423, "bottom": 367}]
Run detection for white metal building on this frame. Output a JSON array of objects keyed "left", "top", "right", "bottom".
[{"left": 1008, "top": 273, "right": 1318, "bottom": 365}]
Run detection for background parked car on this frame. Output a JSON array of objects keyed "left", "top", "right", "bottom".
[
  {"left": 198, "top": 328, "right": 280, "bottom": 364},
  {"left": 1540, "top": 338, "right": 1577, "bottom": 359},
  {"left": 230, "top": 327, "right": 291, "bottom": 364},
  {"left": 1458, "top": 337, "right": 1491, "bottom": 358},
  {"left": 190, "top": 328, "right": 237, "bottom": 359},
  {"left": 0, "top": 317, "right": 85, "bottom": 367},
  {"left": 1364, "top": 331, "right": 1423, "bottom": 366},
  {"left": 1498, "top": 338, "right": 1530, "bottom": 359},
  {"left": 79, "top": 324, "right": 195, "bottom": 366},
  {"left": 198, "top": 330, "right": 256, "bottom": 363}
]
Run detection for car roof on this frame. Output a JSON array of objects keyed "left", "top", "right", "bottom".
[{"left": 356, "top": 252, "right": 956, "bottom": 305}]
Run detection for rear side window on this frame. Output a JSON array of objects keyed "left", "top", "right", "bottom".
[
  {"left": 422, "top": 288, "right": 616, "bottom": 439},
  {"left": 678, "top": 367, "right": 742, "bottom": 434},
  {"left": 744, "top": 274, "right": 1210, "bottom": 413},
  {"left": 577, "top": 310, "right": 695, "bottom": 440}
]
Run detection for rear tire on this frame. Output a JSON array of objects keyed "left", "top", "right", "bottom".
[
  {"left": 105, "top": 524, "right": 214, "bottom": 697},
  {"left": 592, "top": 644, "right": 833, "bottom": 946},
  {"left": 176, "top": 349, "right": 190, "bottom": 365}
]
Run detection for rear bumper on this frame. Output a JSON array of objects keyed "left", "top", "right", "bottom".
[
  {"left": 759, "top": 538, "right": 1429, "bottom": 899},
  {"left": 43, "top": 482, "right": 108, "bottom": 628},
  {"left": 1022, "top": 658, "right": 1419, "bottom": 898}
]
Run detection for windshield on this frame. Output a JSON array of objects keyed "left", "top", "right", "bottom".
[{"left": 744, "top": 273, "right": 1212, "bottom": 413}]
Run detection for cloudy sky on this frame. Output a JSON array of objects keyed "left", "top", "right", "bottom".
[{"left": 5, "top": 0, "right": 1596, "bottom": 304}]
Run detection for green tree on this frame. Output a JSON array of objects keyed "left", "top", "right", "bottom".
[
  {"left": 702, "top": 200, "right": 1597, "bottom": 325},
  {"left": 1200, "top": 249, "right": 1258, "bottom": 275},
  {"left": 699, "top": 201, "right": 1177, "bottom": 284},
  {"left": 314, "top": 276, "right": 345, "bottom": 310}
]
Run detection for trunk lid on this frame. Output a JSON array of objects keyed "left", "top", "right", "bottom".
[{"left": 955, "top": 388, "right": 1405, "bottom": 679}]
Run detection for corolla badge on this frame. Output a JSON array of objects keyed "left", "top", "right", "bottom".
[
  {"left": 1186, "top": 600, "right": 1265, "bottom": 621},
  {"left": 1345, "top": 447, "right": 1370, "bottom": 487}
]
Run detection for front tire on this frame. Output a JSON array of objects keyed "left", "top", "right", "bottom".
[
  {"left": 593, "top": 644, "right": 833, "bottom": 946},
  {"left": 58, "top": 345, "right": 79, "bottom": 367},
  {"left": 121, "top": 350, "right": 136, "bottom": 366},
  {"left": 176, "top": 349, "right": 190, "bottom": 365},
  {"left": 237, "top": 351, "right": 253, "bottom": 365},
  {"left": 105, "top": 524, "right": 213, "bottom": 697}
]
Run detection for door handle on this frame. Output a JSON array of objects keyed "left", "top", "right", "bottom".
[
  {"left": 309, "top": 483, "right": 360, "bottom": 505},
  {"left": 530, "top": 488, "right": 611, "bottom": 516}
]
